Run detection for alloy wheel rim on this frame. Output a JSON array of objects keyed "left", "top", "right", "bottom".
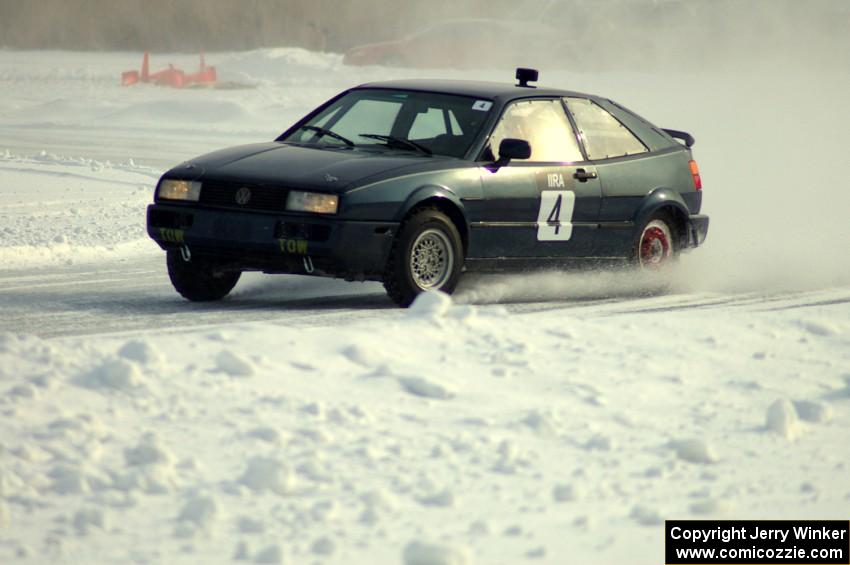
[
  {"left": 409, "top": 228, "right": 453, "bottom": 289},
  {"left": 639, "top": 225, "right": 671, "bottom": 268}
]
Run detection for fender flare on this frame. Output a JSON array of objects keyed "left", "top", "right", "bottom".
[
  {"left": 633, "top": 188, "right": 691, "bottom": 229},
  {"left": 395, "top": 185, "right": 470, "bottom": 251},
  {"left": 396, "top": 185, "right": 466, "bottom": 222}
]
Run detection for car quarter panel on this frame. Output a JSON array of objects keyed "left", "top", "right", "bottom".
[
  {"left": 588, "top": 147, "right": 698, "bottom": 256},
  {"left": 596, "top": 149, "right": 696, "bottom": 222}
]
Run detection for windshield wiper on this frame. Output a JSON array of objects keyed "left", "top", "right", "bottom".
[
  {"left": 359, "top": 134, "right": 432, "bottom": 155},
  {"left": 299, "top": 125, "right": 354, "bottom": 147}
]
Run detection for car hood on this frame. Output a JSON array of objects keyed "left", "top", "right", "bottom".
[{"left": 168, "top": 142, "right": 445, "bottom": 193}]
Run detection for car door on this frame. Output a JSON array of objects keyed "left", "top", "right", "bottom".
[
  {"left": 473, "top": 98, "right": 602, "bottom": 259},
  {"left": 562, "top": 97, "right": 653, "bottom": 255}
]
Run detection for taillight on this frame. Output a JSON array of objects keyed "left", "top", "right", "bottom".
[{"left": 688, "top": 159, "right": 702, "bottom": 190}]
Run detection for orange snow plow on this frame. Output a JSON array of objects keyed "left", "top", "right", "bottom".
[{"left": 121, "top": 52, "right": 217, "bottom": 88}]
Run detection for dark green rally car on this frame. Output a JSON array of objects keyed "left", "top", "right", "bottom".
[{"left": 147, "top": 69, "right": 708, "bottom": 306}]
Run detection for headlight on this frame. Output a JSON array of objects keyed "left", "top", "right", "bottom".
[
  {"left": 157, "top": 179, "right": 201, "bottom": 202},
  {"left": 286, "top": 191, "right": 339, "bottom": 214}
]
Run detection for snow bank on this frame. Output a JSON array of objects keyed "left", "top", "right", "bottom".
[
  {"left": 0, "top": 150, "right": 159, "bottom": 268},
  {"left": 0, "top": 295, "right": 847, "bottom": 563},
  {"left": 75, "top": 358, "right": 147, "bottom": 394},
  {"left": 216, "top": 350, "right": 256, "bottom": 378},
  {"left": 669, "top": 439, "right": 719, "bottom": 464},
  {"left": 238, "top": 457, "right": 296, "bottom": 495},
  {"left": 765, "top": 399, "right": 800, "bottom": 440},
  {"left": 403, "top": 540, "right": 471, "bottom": 565},
  {"left": 408, "top": 290, "right": 453, "bottom": 318}
]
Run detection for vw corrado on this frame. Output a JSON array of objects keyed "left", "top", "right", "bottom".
[{"left": 147, "top": 68, "right": 708, "bottom": 306}]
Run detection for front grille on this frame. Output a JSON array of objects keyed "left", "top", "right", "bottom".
[{"left": 199, "top": 181, "right": 286, "bottom": 212}]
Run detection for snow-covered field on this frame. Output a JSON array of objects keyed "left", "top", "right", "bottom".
[{"left": 1, "top": 46, "right": 849, "bottom": 564}]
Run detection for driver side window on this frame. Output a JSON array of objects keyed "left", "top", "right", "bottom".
[{"left": 486, "top": 99, "right": 583, "bottom": 163}]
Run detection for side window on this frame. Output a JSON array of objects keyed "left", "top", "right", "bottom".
[
  {"left": 564, "top": 97, "right": 648, "bottom": 159},
  {"left": 487, "top": 99, "right": 583, "bottom": 163},
  {"left": 408, "top": 107, "right": 460, "bottom": 139}
]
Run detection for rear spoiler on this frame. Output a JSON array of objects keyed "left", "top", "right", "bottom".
[{"left": 662, "top": 128, "right": 695, "bottom": 148}]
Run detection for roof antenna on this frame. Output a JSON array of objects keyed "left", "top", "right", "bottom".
[{"left": 516, "top": 68, "right": 539, "bottom": 88}]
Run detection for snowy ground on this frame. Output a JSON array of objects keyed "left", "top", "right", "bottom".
[{"left": 1, "top": 48, "right": 849, "bottom": 565}]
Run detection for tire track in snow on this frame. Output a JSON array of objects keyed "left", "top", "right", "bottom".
[{"left": 2, "top": 256, "right": 848, "bottom": 339}]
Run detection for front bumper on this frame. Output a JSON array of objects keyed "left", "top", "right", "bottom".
[
  {"left": 687, "top": 214, "right": 710, "bottom": 248},
  {"left": 147, "top": 204, "right": 397, "bottom": 280}
]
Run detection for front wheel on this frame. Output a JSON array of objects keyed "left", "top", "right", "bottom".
[
  {"left": 166, "top": 249, "right": 241, "bottom": 302},
  {"left": 383, "top": 208, "right": 464, "bottom": 307}
]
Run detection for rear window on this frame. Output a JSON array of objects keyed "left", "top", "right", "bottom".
[{"left": 564, "top": 97, "right": 648, "bottom": 160}]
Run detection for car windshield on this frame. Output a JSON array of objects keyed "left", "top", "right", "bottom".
[{"left": 280, "top": 89, "right": 492, "bottom": 158}]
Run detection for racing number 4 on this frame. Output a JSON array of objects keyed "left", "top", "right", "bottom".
[{"left": 536, "top": 190, "right": 576, "bottom": 241}]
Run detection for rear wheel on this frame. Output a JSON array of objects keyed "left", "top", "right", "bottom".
[
  {"left": 166, "top": 249, "right": 241, "bottom": 302},
  {"left": 383, "top": 208, "right": 464, "bottom": 307},
  {"left": 634, "top": 215, "right": 676, "bottom": 270}
]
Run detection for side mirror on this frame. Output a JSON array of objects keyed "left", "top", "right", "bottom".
[{"left": 495, "top": 138, "right": 531, "bottom": 167}]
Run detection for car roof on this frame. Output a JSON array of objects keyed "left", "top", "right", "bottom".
[{"left": 355, "top": 79, "right": 593, "bottom": 102}]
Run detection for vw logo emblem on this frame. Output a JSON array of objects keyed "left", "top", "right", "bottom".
[{"left": 234, "top": 187, "right": 252, "bottom": 205}]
